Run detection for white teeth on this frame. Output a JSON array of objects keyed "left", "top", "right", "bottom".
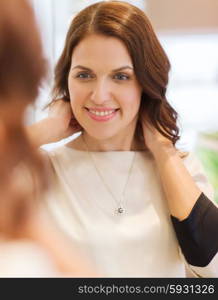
[{"left": 89, "top": 109, "right": 115, "bottom": 116}]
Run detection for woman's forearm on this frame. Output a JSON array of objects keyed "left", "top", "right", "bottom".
[
  {"left": 152, "top": 144, "right": 201, "bottom": 221},
  {"left": 25, "top": 100, "right": 82, "bottom": 148},
  {"left": 25, "top": 119, "right": 55, "bottom": 148}
]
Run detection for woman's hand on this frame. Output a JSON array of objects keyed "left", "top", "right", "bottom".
[
  {"left": 140, "top": 115, "right": 174, "bottom": 155},
  {"left": 47, "top": 99, "right": 82, "bottom": 142},
  {"left": 140, "top": 114, "right": 202, "bottom": 222},
  {"left": 27, "top": 99, "right": 83, "bottom": 147}
]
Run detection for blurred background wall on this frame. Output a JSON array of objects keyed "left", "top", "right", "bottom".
[
  {"left": 30, "top": 0, "right": 218, "bottom": 201},
  {"left": 146, "top": 0, "right": 218, "bottom": 31}
]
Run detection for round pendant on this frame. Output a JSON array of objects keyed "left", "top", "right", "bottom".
[{"left": 117, "top": 207, "right": 124, "bottom": 214}]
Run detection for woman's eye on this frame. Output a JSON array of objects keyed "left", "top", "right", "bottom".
[
  {"left": 75, "top": 73, "right": 93, "bottom": 79},
  {"left": 114, "top": 73, "right": 129, "bottom": 80}
]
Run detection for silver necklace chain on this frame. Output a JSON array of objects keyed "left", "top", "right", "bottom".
[{"left": 81, "top": 134, "right": 136, "bottom": 215}]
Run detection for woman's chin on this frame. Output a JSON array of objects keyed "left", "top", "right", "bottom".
[{"left": 83, "top": 129, "right": 117, "bottom": 141}]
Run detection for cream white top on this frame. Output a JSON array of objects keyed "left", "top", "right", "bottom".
[
  {"left": 45, "top": 145, "right": 218, "bottom": 277},
  {"left": 0, "top": 240, "right": 60, "bottom": 277}
]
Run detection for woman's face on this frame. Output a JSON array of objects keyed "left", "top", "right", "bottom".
[{"left": 68, "top": 34, "right": 142, "bottom": 140}]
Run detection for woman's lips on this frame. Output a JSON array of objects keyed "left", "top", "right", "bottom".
[{"left": 85, "top": 107, "right": 119, "bottom": 122}]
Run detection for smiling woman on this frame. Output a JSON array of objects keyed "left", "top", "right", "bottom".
[
  {"left": 27, "top": 0, "right": 218, "bottom": 277},
  {"left": 51, "top": 0, "right": 179, "bottom": 150}
]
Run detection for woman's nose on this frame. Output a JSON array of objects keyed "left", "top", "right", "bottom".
[{"left": 90, "top": 79, "right": 111, "bottom": 105}]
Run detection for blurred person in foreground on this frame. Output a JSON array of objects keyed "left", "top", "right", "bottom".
[
  {"left": 0, "top": 0, "right": 95, "bottom": 277},
  {"left": 27, "top": 1, "right": 218, "bottom": 277}
]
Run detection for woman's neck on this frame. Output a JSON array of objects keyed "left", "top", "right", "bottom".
[{"left": 68, "top": 129, "right": 146, "bottom": 152}]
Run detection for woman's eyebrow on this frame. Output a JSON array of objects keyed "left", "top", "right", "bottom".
[
  {"left": 112, "top": 66, "right": 133, "bottom": 72},
  {"left": 71, "top": 65, "right": 92, "bottom": 71},
  {"left": 71, "top": 65, "right": 133, "bottom": 72}
]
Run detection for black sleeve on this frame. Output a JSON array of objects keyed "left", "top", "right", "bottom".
[{"left": 171, "top": 192, "right": 218, "bottom": 267}]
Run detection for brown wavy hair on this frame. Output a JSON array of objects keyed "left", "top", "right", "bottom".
[
  {"left": 0, "top": 0, "right": 47, "bottom": 238},
  {"left": 52, "top": 0, "right": 180, "bottom": 145}
]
